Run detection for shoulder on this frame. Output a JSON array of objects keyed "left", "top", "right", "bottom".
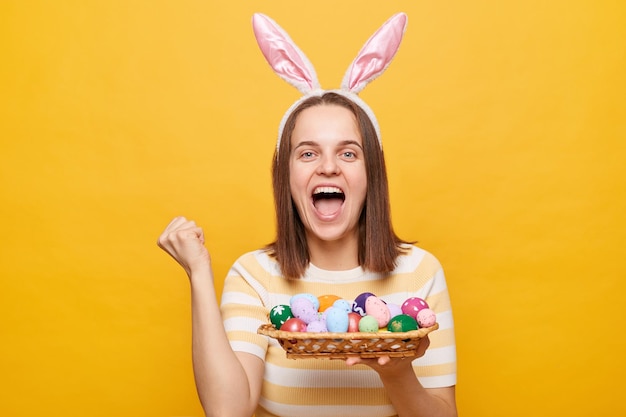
[
  {"left": 394, "top": 244, "right": 443, "bottom": 274},
  {"left": 229, "top": 249, "right": 281, "bottom": 278}
]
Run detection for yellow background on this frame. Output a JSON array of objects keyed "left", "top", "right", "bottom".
[{"left": 1, "top": 1, "right": 625, "bottom": 416}]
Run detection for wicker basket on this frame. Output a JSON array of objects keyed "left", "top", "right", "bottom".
[{"left": 257, "top": 322, "right": 438, "bottom": 359}]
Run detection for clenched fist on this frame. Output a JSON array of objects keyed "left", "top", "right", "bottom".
[{"left": 157, "top": 216, "right": 212, "bottom": 278}]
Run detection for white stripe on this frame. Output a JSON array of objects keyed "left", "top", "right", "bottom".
[
  {"left": 224, "top": 316, "right": 265, "bottom": 332},
  {"left": 394, "top": 246, "right": 428, "bottom": 273},
  {"left": 259, "top": 399, "right": 396, "bottom": 417},
  {"left": 230, "top": 340, "right": 266, "bottom": 360},
  {"left": 418, "top": 373, "right": 457, "bottom": 389},
  {"left": 413, "top": 345, "right": 457, "bottom": 366},
  {"left": 253, "top": 250, "right": 282, "bottom": 275},
  {"left": 428, "top": 269, "right": 449, "bottom": 293},
  {"left": 435, "top": 309, "right": 455, "bottom": 330},
  {"left": 220, "top": 291, "right": 263, "bottom": 306}
]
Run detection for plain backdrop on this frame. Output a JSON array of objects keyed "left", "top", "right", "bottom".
[{"left": 1, "top": 1, "right": 625, "bottom": 416}]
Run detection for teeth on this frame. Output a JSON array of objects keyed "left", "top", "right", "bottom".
[{"left": 313, "top": 186, "right": 343, "bottom": 195}]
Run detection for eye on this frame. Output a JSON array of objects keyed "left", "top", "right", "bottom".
[
  {"left": 340, "top": 150, "right": 358, "bottom": 160},
  {"left": 300, "top": 150, "right": 316, "bottom": 159}
]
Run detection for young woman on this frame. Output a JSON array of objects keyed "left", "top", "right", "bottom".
[
  {"left": 157, "top": 12, "right": 457, "bottom": 417},
  {"left": 158, "top": 93, "right": 457, "bottom": 417}
]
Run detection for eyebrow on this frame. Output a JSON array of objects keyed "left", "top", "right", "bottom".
[{"left": 293, "top": 140, "right": 364, "bottom": 150}]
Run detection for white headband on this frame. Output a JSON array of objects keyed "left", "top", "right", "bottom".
[{"left": 252, "top": 12, "right": 408, "bottom": 154}]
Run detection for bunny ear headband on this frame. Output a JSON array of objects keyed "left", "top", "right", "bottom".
[{"left": 252, "top": 12, "right": 408, "bottom": 153}]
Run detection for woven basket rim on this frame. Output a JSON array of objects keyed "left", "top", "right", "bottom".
[{"left": 257, "top": 322, "right": 439, "bottom": 340}]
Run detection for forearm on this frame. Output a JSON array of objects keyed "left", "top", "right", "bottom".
[
  {"left": 188, "top": 266, "right": 257, "bottom": 417},
  {"left": 379, "top": 367, "right": 457, "bottom": 417}
]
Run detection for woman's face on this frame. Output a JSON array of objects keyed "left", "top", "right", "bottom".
[{"left": 289, "top": 104, "right": 367, "bottom": 246}]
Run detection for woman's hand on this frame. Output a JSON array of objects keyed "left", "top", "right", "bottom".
[
  {"left": 157, "top": 216, "right": 211, "bottom": 278},
  {"left": 344, "top": 335, "right": 430, "bottom": 376}
]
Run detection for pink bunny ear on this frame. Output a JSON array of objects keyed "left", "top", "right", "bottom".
[
  {"left": 341, "top": 13, "right": 408, "bottom": 93},
  {"left": 252, "top": 13, "right": 320, "bottom": 94}
]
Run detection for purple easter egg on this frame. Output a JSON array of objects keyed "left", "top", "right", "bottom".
[
  {"left": 306, "top": 320, "right": 328, "bottom": 333},
  {"left": 352, "top": 292, "right": 375, "bottom": 317},
  {"left": 386, "top": 302, "right": 403, "bottom": 319},
  {"left": 291, "top": 297, "right": 320, "bottom": 324},
  {"left": 290, "top": 293, "right": 320, "bottom": 311}
]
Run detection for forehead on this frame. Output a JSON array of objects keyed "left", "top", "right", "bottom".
[{"left": 291, "top": 104, "right": 361, "bottom": 145}]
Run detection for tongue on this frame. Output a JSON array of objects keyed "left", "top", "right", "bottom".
[{"left": 314, "top": 198, "right": 343, "bottom": 216}]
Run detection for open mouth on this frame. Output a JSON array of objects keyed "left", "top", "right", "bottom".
[{"left": 312, "top": 186, "right": 345, "bottom": 216}]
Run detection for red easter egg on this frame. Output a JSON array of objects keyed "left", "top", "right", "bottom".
[
  {"left": 347, "top": 312, "right": 362, "bottom": 332},
  {"left": 280, "top": 317, "right": 307, "bottom": 332}
]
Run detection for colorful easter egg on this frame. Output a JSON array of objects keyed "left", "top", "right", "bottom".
[
  {"left": 347, "top": 312, "right": 362, "bottom": 332},
  {"left": 365, "top": 296, "right": 391, "bottom": 327},
  {"left": 358, "top": 315, "right": 379, "bottom": 332},
  {"left": 416, "top": 308, "right": 437, "bottom": 328},
  {"left": 325, "top": 306, "right": 349, "bottom": 332},
  {"left": 332, "top": 299, "right": 352, "bottom": 314},
  {"left": 280, "top": 317, "right": 307, "bottom": 332},
  {"left": 401, "top": 297, "right": 429, "bottom": 319},
  {"left": 318, "top": 294, "right": 341, "bottom": 312},
  {"left": 290, "top": 293, "right": 320, "bottom": 311},
  {"left": 306, "top": 320, "right": 328, "bottom": 333},
  {"left": 387, "top": 302, "right": 403, "bottom": 319},
  {"left": 387, "top": 314, "right": 418, "bottom": 332},
  {"left": 290, "top": 297, "right": 320, "bottom": 324},
  {"left": 269, "top": 304, "right": 293, "bottom": 328},
  {"left": 352, "top": 292, "right": 375, "bottom": 316}
]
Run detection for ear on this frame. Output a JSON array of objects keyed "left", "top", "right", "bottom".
[
  {"left": 252, "top": 13, "right": 320, "bottom": 94},
  {"left": 341, "top": 13, "right": 408, "bottom": 94}
]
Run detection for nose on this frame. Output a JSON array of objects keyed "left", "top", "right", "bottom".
[{"left": 316, "top": 153, "right": 340, "bottom": 176}]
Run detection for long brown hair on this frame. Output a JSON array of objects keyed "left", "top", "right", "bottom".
[{"left": 266, "top": 92, "right": 409, "bottom": 279}]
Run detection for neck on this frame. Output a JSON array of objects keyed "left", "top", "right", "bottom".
[{"left": 306, "top": 232, "right": 360, "bottom": 271}]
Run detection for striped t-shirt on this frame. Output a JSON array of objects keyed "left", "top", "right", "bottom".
[{"left": 220, "top": 245, "right": 457, "bottom": 417}]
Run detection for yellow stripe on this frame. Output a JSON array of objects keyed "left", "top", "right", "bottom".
[
  {"left": 262, "top": 381, "right": 390, "bottom": 406},
  {"left": 428, "top": 327, "right": 456, "bottom": 349},
  {"left": 424, "top": 290, "right": 452, "bottom": 314},
  {"left": 266, "top": 345, "right": 365, "bottom": 370},
  {"left": 413, "top": 361, "right": 457, "bottom": 377},
  {"left": 222, "top": 275, "right": 261, "bottom": 297}
]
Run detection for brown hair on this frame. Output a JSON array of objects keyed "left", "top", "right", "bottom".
[{"left": 266, "top": 92, "right": 409, "bottom": 279}]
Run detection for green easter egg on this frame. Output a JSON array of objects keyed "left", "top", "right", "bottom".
[
  {"left": 387, "top": 314, "right": 418, "bottom": 332},
  {"left": 358, "top": 315, "right": 379, "bottom": 332},
  {"left": 270, "top": 304, "right": 293, "bottom": 328}
]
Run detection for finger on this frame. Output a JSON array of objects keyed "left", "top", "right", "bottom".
[
  {"left": 377, "top": 355, "right": 391, "bottom": 366},
  {"left": 158, "top": 217, "right": 187, "bottom": 244},
  {"left": 345, "top": 357, "right": 361, "bottom": 367},
  {"left": 158, "top": 218, "right": 202, "bottom": 248},
  {"left": 416, "top": 335, "right": 431, "bottom": 357},
  {"left": 165, "top": 216, "right": 194, "bottom": 232}
]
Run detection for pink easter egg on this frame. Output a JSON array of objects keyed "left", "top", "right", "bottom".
[
  {"left": 365, "top": 296, "right": 391, "bottom": 327},
  {"left": 401, "top": 297, "right": 429, "bottom": 319},
  {"left": 416, "top": 308, "right": 437, "bottom": 328}
]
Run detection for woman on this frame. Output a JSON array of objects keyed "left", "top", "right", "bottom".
[{"left": 157, "top": 12, "right": 457, "bottom": 417}]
